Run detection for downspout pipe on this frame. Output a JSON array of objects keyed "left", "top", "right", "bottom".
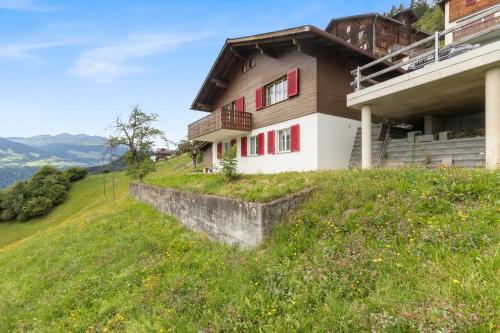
[{"left": 373, "top": 14, "right": 378, "bottom": 54}]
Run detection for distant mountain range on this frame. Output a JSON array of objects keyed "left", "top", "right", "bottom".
[{"left": 0, "top": 134, "right": 127, "bottom": 189}]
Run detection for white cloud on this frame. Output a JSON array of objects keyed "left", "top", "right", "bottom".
[
  {"left": 0, "top": 41, "right": 69, "bottom": 60},
  {"left": 0, "top": 0, "right": 60, "bottom": 12},
  {"left": 68, "top": 32, "right": 209, "bottom": 83}
]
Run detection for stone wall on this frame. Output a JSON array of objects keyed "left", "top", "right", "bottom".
[{"left": 129, "top": 183, "right": 312, "bottom": 248}]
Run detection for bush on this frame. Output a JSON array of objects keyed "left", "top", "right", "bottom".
[
  {"left": 0, "top": 164, "right": 80, "bottom": 222},
  {"left": 218, "top": 146, "right": 238, "bottom": 182},
  {"left": 126, "top": 158, "right": 156, "bottom": 182},
  {"left": 18, "top": 196, "right": 53, "bottom": 221},
  {"left": 64, "top": 167, "right": 88, "bottom": 182}
]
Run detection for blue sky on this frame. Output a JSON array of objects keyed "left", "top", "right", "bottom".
[{"left": 0, "top": 0, "right": 407, "bottom": 144}]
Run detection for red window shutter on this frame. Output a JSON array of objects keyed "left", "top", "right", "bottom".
[
  {"left": 235, "top": 96, "right": 244, "bottom": 112},
  {"left": 287, "top": 68, "right": 299, "bottom": 97},
  {"left": 255, "top": 87, "right": 264, "bottom": 110},
  {"left": 291, "top": 124, "right": 300, "bottom": 152},
  {"left": 217, "top": 143, "right": 222, "bottom": 159},
  {"left": 257, "top": 133, "right": 265, "bottom": 156},
  {"left": 267, "top": 131, "right": 275, "bottom": 154},
  {"left": 241, "top": 137, "right": 247, "bottom": 157}
]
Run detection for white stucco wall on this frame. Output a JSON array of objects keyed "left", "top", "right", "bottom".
[
  {"left": 211, "top": 113, "right": 360, "bottom": 174},
  {"left": 317, "top": 113, "right": 360, "bottom": 170}
]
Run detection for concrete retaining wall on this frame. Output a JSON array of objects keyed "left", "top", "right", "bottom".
[{"left": 129, "top": 183, "right": 312, "bottom": 248}]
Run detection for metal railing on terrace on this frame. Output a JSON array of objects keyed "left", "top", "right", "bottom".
[{"left": 351, "top": 5, "right": 500, "bottom": 91}]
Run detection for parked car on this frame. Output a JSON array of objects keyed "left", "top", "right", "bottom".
[{"left": 407, "top": 44, "right": 480, "bottom": 72}]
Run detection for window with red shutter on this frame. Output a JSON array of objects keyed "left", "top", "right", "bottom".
[
  {"left": 235, "top": 96, "right": 244, "bottom": 112},
  {"left": 257, "top": 133, "right": 265, "bottom": 155},
  {"left": 241, "top": 137, "right": 247, "bottom": 157},
  {"left": 465, "top": 0, "right": 476, "bottom": 5},
  {"left": 267, "top": 131, "right": 275, "bottom": 154},
  {"left": 290, "top": 124, "right": 300, "bottom": 152},
  {"left": 287, "top": 69, "right": 299, "bottom": 97},
  {"left": 217, "top": 143, "right": 223, "bottom": 159},
  {"left": 255, "top": 87, "right": 264, "bottom": 110}
]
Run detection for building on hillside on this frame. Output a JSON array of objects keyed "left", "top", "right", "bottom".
[
  {"left": 325, "top": 9, "right": 431, "bottom": 58},
  {"left": 347, "top": 3, "right": 500, "bottom": 169},
  {"left": 187, "top": 26, "right": 395, "bottom": 174},
  {"left": 439, "top": 0, "right": 500, "bottom": 45},
  {"left": 155, "top": 148, "right": 176, "bottom": 161}
]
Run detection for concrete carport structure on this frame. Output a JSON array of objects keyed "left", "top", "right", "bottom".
[{"left": 347, "top": 40, "right": 500, "bottom": 169}]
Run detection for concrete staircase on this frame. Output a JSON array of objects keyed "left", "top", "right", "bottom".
[{"left": 349, "top": 125, "right": 485, "bottom": 168}]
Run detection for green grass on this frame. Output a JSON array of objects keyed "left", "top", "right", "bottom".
[
  {"left": 0, "top": 157, "right": 498, "bottom": 332},
  {"left": 145, "top": 154, "right": 320, "bottom": 202}
]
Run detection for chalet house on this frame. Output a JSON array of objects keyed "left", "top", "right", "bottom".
[
  {"left": 439, "top": 0, "right": 500, "bottom": 45},
  {"left": 188, "top": 26, "right": 391, "bottom": 173},
  {"left": 325, "top": 10, "right": 430, "bottom": 58},
  {"left": 347, "top": 2, "right": 500, "bottom": 169}
]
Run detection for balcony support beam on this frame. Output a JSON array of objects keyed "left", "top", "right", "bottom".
[
  {"left": 485, "top": 66, "right": 500, "bottom": 169},
  {"left": 361, "top": 105, "right": 372, "bottom": 169}
]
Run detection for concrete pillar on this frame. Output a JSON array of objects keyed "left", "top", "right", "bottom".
[
  {"left": 485, "top": 67, "right": 500, "bottom": 169},
  {"left": 361, "top": 105, "right": 372, "bottom": 169},
  {"left": 424, "top": 115, "right": 443, "bottom": 135}
]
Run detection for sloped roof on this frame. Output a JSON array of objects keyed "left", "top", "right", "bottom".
[
  {"left": 191, "top": 25, "right": 388, "bottom": 111},
  {"left": 392, "top": 8, "right": 420, "bottom": 20},
  {"left": 325, "top": 13, "right": 406, "bottom": 32}
]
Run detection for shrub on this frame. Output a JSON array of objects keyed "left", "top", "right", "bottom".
[
  {"left": 0, "top": 181, "right": 30, "bottom": 220},
  {"left": 18, "top": 196, "right": 53, "bottom": 221},
  {"left": 218, "top": 146, "right": 238, "bottom": 182},
  {"left": 64, "top": 167, "right": 88, "bottom": 182},
  {"left": 0, "top": 164, "right": 79, "bottom": 222},
  {"left": 127, "top": 158, "right": 157, "bottom": 182}
]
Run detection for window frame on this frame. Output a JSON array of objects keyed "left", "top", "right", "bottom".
[
  {"left": 248, "top": 135, "right": 258, "bottom": 156},
  {"left": 265, "top": 76, "right": 288, "bottom": 108},
  {"left": 242, "top": 55, "right": 256, "bottom": 73},
  {"left": 276, "top": 128, "right": 291, "bottom": 154}
]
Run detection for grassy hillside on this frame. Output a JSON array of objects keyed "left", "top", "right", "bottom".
[
  {"left": 145, "top": 154, "right": 319, "bottom": 202},
  {"left": 0, "top": 157, "right": 498, "bottom": 332}
]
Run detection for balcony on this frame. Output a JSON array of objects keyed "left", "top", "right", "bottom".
[
  {"left": 188, "top": 108, "right": 252, "bottom": 142},
  {"left": 453, "top": 15, "right": 500, "bottom": 42}
]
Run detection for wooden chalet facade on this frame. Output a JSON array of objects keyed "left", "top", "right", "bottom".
[
  {"left": 439, "top": 0, "right": 500, "bottom": 44},
  {"left": 325, "top": 10, "right": 430, "bottom": 58},
  {"left": 188, "top": 26, "right": 393, "bottom": 173}
]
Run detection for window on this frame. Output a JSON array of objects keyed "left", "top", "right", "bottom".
[
  {"left": 358, "top": 30, "right": 364, "bottom": 39},
  {"left": 266, "top": 77, "right": 288, "bottom": 107},
  {"left": 347, "top": 38, "right": 351, "bottom": 44},
  {"left": 381, "top": 26, "right": 386, "bottom": 34},
  {"left": 242, "top": 56, "right": 256, "bottom": 73},
  {"left": 361, "top": 42, "right": 368, "bottom": 50},
  {"left": 249, "top": 136, "right": 258, "bottom": 155},
  {"left": 465, "top": 0, "right": 476, "bottom": 5},
  {"left": 401, "top": 18, "right": 406, "bottom": 25},
  {"left": 346, "top": 25, "right": 351, "bottom": 33},
  {"left": 223, "top": 142, "right": 231, "bottom": 153},
  {"left": 277, "top": 128, "right": 291, "bottom": 153},
  {"left": 221, "top": 101, "right": 236, "bottom": 112}
]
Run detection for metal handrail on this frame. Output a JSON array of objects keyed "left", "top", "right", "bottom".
[
  {"left": 376, "top": 123, "right": 391, "bottom": 168},
  {"left": 352, "top": 4, "right": 500, "bottom": 91}
]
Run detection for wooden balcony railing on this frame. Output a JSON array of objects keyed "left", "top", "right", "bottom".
[
  {"left": 453, "top": 15, "right": 500, "bottom": 42},
  {"left": 188, "top": 108, "right": 252, "bottom": 140}
]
